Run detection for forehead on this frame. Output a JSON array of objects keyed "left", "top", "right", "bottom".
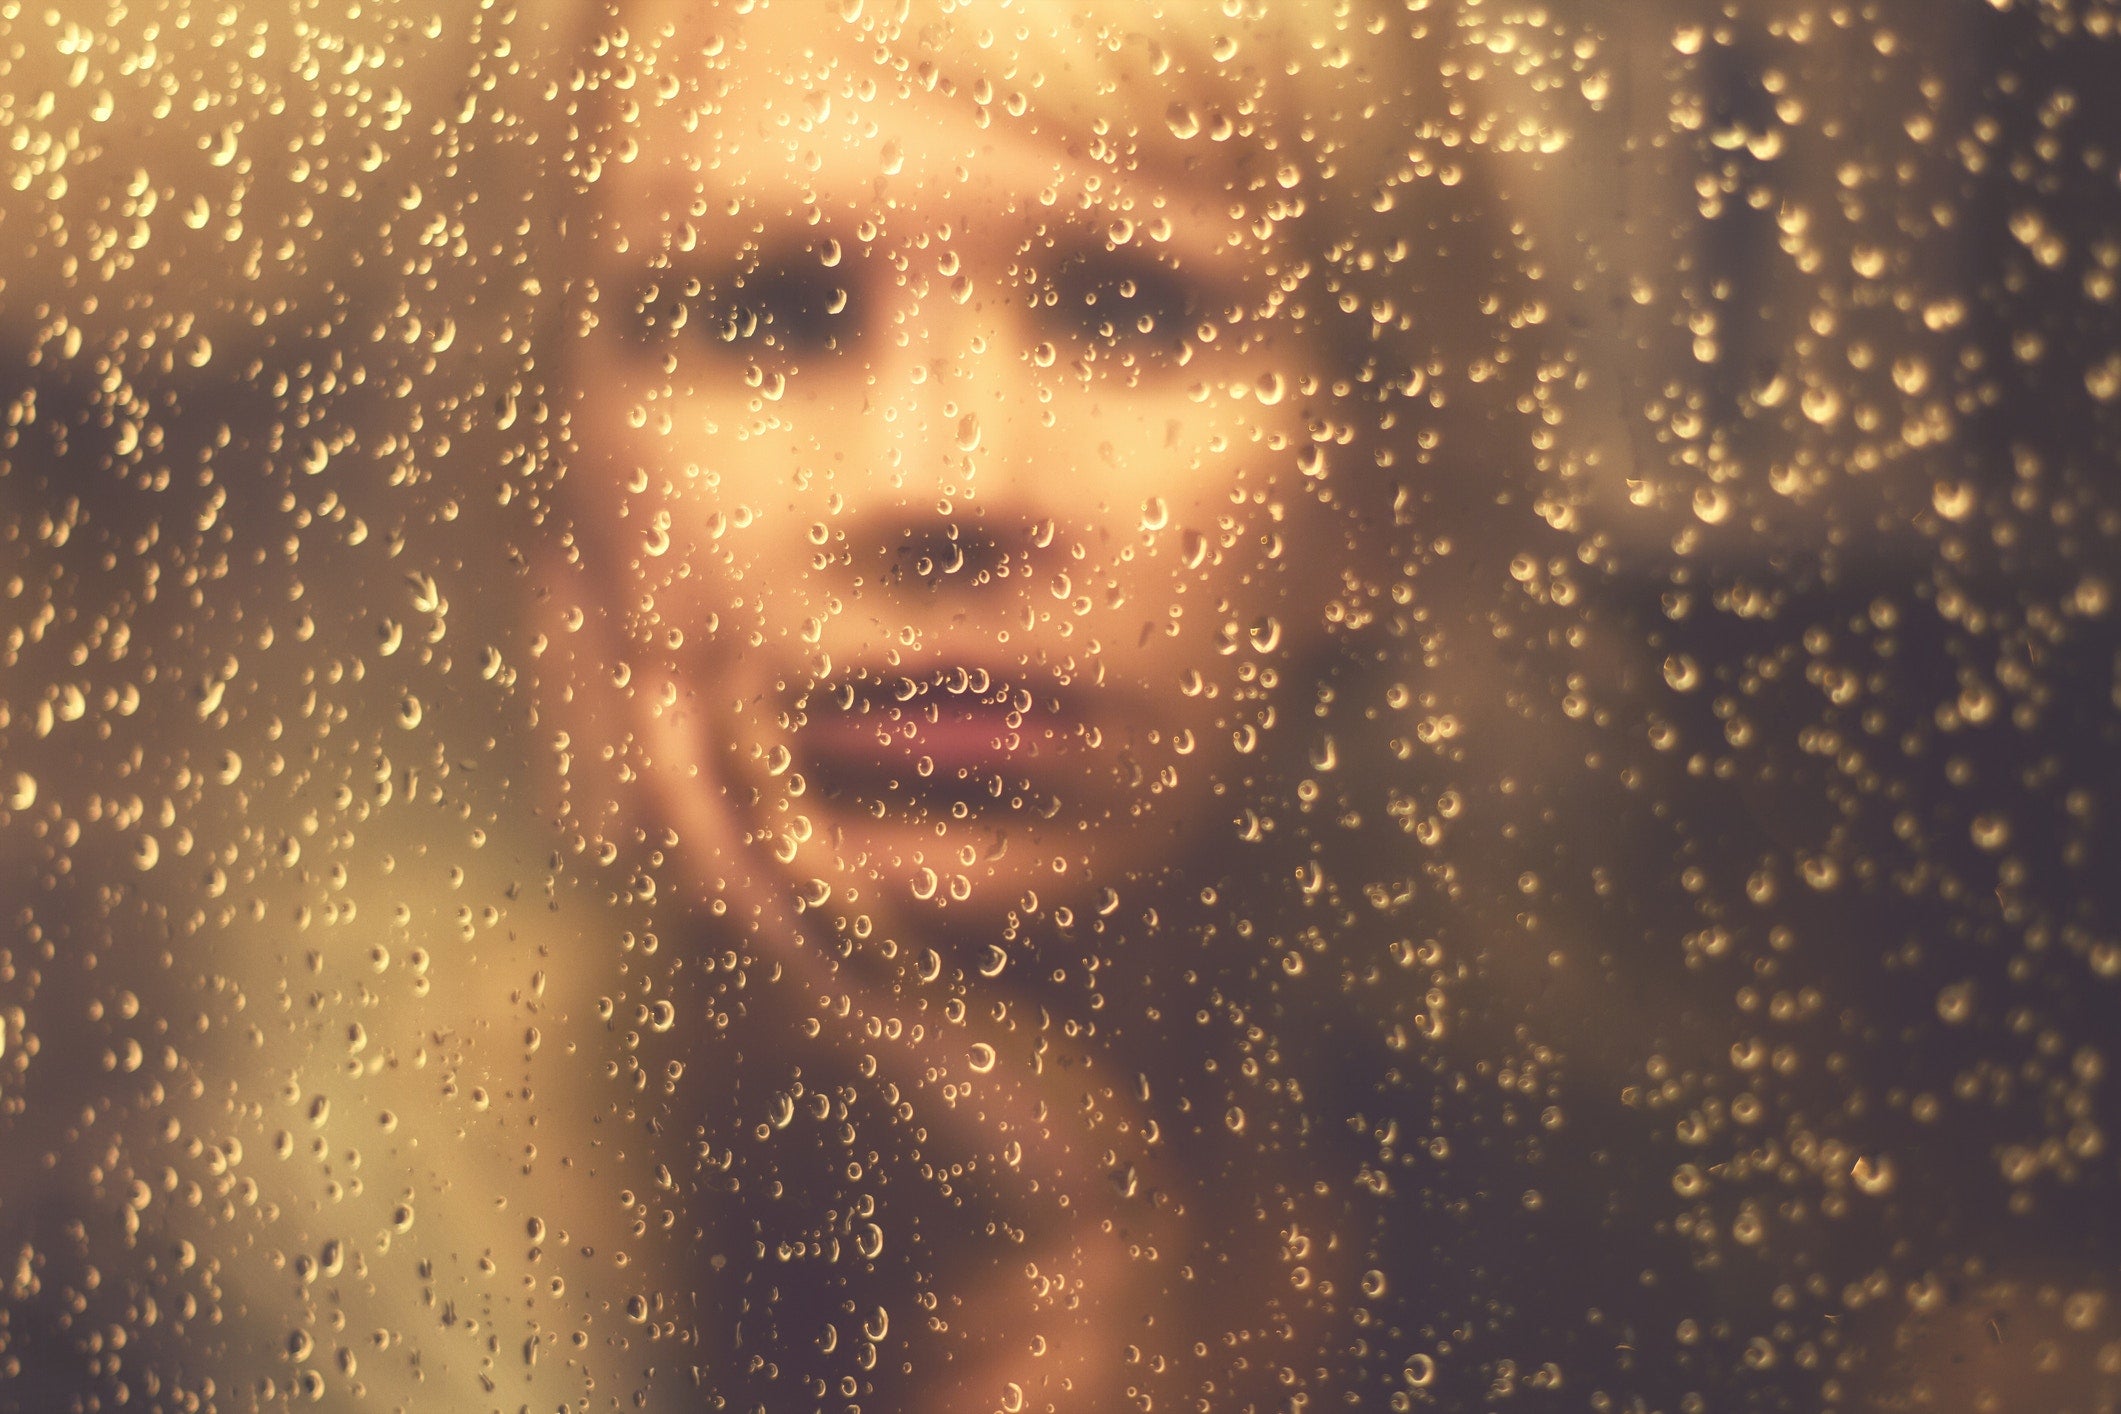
[{"left": 595, "top": 0, "right": 1287, "bottom": 243}]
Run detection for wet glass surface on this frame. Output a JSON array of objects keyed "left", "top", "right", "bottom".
[{"left": 2, "top": 3, "right": 2117, "bottom": 1411}]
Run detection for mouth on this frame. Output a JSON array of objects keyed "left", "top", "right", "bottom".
[{"left": 790, "top": 664, "right": 1092, "bottom": 807}]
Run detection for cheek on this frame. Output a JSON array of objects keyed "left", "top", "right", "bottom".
[{"left": 1141, "top": 503, "right": 1347, "bottom": 663}]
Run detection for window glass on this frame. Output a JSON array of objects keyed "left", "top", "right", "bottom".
[{"left": 3, "top": 3, "right": 2116, "bottom": 1410}]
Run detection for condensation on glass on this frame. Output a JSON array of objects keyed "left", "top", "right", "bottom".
[{"left": 2, "top": 3, "right": 2116, "bottom": 1412}]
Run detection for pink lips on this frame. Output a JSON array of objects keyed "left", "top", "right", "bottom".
[
  {"left": 793, "top": 670, "right": 1085, "bottom": 788},
  {"left": 805, "top": 706, "right": 1016, "bottom": 773}
]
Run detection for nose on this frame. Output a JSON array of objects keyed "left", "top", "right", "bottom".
[{"left": 841, "top": 273, "right": 1052, "bottom": 594}]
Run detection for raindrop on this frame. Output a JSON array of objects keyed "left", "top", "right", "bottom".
[{"left": 1851, "top": 1155, "right": 1897, "bottom": 1196}]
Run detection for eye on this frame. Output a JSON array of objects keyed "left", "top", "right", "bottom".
[
  {"left": 1046, "top": 251, "right": 1202, "bottom": 365},
  {"left": 719, "top": 258, "right": 847, "bottom": 354},
  {"left": 619, "top": 247, "right": 851, "bottom": 359}
]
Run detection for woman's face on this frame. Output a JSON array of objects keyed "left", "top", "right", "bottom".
[{"left": 568, "top": 3, "right": 1349, "bottom": 928}]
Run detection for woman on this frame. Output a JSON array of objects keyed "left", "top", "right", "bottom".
[{"left": 536, "top": 4, "right": 1508, "bottom": 1409}]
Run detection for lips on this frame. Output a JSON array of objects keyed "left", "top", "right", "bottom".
[{"left": 790, "top": 666, "right": 1089, "bottom": 798}]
